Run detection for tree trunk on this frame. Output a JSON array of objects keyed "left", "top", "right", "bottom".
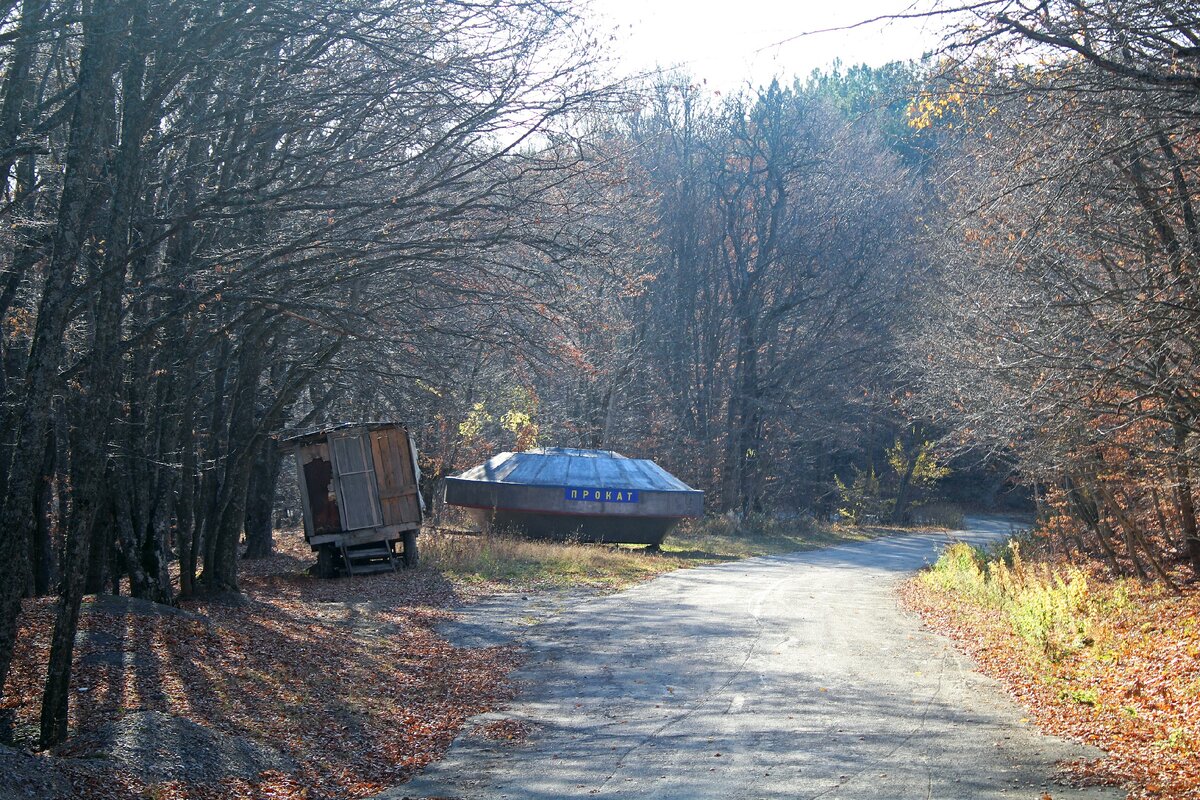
[
  {"left": 1150, "top": 483, "right": 1172, "bottom": 541},
  {"left": 84, "top": 508, "right": 117, "bottom": 596},
  {"left": 198, "top": 325, "right": 268, "bottom": 595},
  {"left": 197, "top": 336, "right": 233, "bottom": 589},
  {"left": 175, "top": 356, "right": 200, "bottom": 598},
  {"left": 1098, "top": 482, "right": 1180, "bottom": 594},
  {"left": 39, "top": 3, "right": 147, "bottom": 743},
  {"left": 243, "top": 442, "right": 281, "bottom": 559},
  {"left": 0, "top": 0, "right": 44, "bottom": 192},
  {"left": 723, "top": 316, "right": 759, "bottom": 514},
  {"left": 113, "top": 464, "right": 159, "bottom": 601},
  {"left": 1173, "top": 423, "right": 1200, "bottom": 579},
  {"left": 38, "top": 501, "right": 105, "bottom": 748},
  {"left": 0, "top": 0, "right": 128, "bottom": 707},
  {"left": 30, "top": 424, "right": 60, "bottom": 597},
  {"left": 1065, "top": 476, "right": 1123, "bottom": 575},
  {"left": 890, "top": 442, "right": 920, "bottom": 526}
]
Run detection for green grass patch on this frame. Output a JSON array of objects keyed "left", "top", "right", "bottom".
[
  {"left": 918, "top": 538, "right": 1128, "bottom": 663},
  {"left": 1061, "top": 687, "right": 1099, "bottom": 706}
]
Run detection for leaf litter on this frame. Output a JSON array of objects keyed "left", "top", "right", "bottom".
[{"left": 1, "top": 535, "right": 522, "bottom": 799}]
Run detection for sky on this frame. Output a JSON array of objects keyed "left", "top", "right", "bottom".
[{"left": 585, "top": 0, "right": 943, "bottom": 91}]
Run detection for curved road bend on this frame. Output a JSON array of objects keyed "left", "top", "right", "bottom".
[{"left": 386, "top": 517, "right": 1123, "bottom": 800}]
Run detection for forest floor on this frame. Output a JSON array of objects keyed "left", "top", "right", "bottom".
[
  {"left": 902, "top": 543, "right": 1200, "bottom": 799},
  {"left": 0, "top": 519, "right": 878, "bottom": 800}
]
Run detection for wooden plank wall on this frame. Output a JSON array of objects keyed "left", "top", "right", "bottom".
[{"left": 370, "top": 427, "right": 422, "bottom": 525}]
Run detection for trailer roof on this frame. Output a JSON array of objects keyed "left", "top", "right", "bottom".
[{"left": 278, "top": 421, "right": 404, "bottom": 447}]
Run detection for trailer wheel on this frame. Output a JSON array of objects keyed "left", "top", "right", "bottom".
[
  {"left": 402, "top": 531, "right": 419, "bottom": 567},
  {"left": 315, "top": 545, "right": 338, "bottom": 579}
]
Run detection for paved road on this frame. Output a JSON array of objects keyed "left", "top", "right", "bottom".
[{"left": 386, "top": 517, "right": 1123, "bottom": 799}]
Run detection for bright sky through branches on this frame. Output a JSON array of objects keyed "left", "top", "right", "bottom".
[{"left": 586, "top": 0, "right": 940, "bottom": 91}]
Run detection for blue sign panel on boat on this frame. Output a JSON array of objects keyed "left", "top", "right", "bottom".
[{"left": 564, "top": 487, "right": 639, "bottom": 503}]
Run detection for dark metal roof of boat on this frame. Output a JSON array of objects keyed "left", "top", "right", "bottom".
[{"left": 453, "top": 447, "right": 696, "bottom": 492}]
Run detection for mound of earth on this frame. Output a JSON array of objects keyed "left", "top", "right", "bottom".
[
  {"left": 0, "top": 743, "right": 73, "bottom": 800},
  {"left": 63, "top": 710, "right": 295, "bottom": 783}
]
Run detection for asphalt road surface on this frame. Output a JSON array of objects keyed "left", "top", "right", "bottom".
[{"left": 385, "top": 517, "right": 1123, "bottom": 800}]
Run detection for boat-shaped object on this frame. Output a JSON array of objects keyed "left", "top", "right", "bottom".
[{"left": 443, "top": 447, "right": 703, "bottom": 546}]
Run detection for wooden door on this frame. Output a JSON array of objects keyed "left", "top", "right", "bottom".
[
  {"left": 299, "top": 443, "right": 341, "bottom": 535},
  {"left": 370, "top": 427, "right": 423, "bottom": 525}
]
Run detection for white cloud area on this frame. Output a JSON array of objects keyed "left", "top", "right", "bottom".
[{"left": 585, "top": 0, "right": 943, "bottom": 90}]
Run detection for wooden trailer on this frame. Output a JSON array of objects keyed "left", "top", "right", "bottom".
[{"left": 280, "top": 422, "right": 424, "bottom": 577}]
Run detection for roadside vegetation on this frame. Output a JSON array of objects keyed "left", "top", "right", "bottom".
[
  {"left": 422, "top": 511, "right": 905, "bottom": 590},
  {"left": 421, "top": 530, "right": 677, "bottom": 589},
  {"left": 663, "top": 513, "right": 886, "bottom": 560},
  {"left": 904, "top": 532, "right": 1200, "bottom": 799}
]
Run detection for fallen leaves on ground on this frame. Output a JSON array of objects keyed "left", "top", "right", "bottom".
[
  {"left": 471, "top": 718, "right": 532, "bottom": 743},
  {"left": 901, "top": 559, "right": 1200, "bottom": 799},
  {"left": 2, "top": 534, "right": 522, "bottom": 799}
]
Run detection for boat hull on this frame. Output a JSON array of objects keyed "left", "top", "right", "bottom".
[{"left": 465, "top": 508, "right": 681, "bottom": 546}]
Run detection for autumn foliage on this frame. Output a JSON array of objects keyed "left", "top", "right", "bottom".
[{"left": 911, "top": 1, "right": 1200, "bottom": 588}]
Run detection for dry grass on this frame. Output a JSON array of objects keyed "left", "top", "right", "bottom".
[
  {"left": 663, "top": 512, "right": 881, "bottom": 561},
  {"left": 419, "top": 513, "right": 888, "bottom": 591},
  {"left": 419, "top": 530, "right": 679, "bottom": 590},
  {"left": 907, "top": 501, "right": 966, "bottom": 530}
]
